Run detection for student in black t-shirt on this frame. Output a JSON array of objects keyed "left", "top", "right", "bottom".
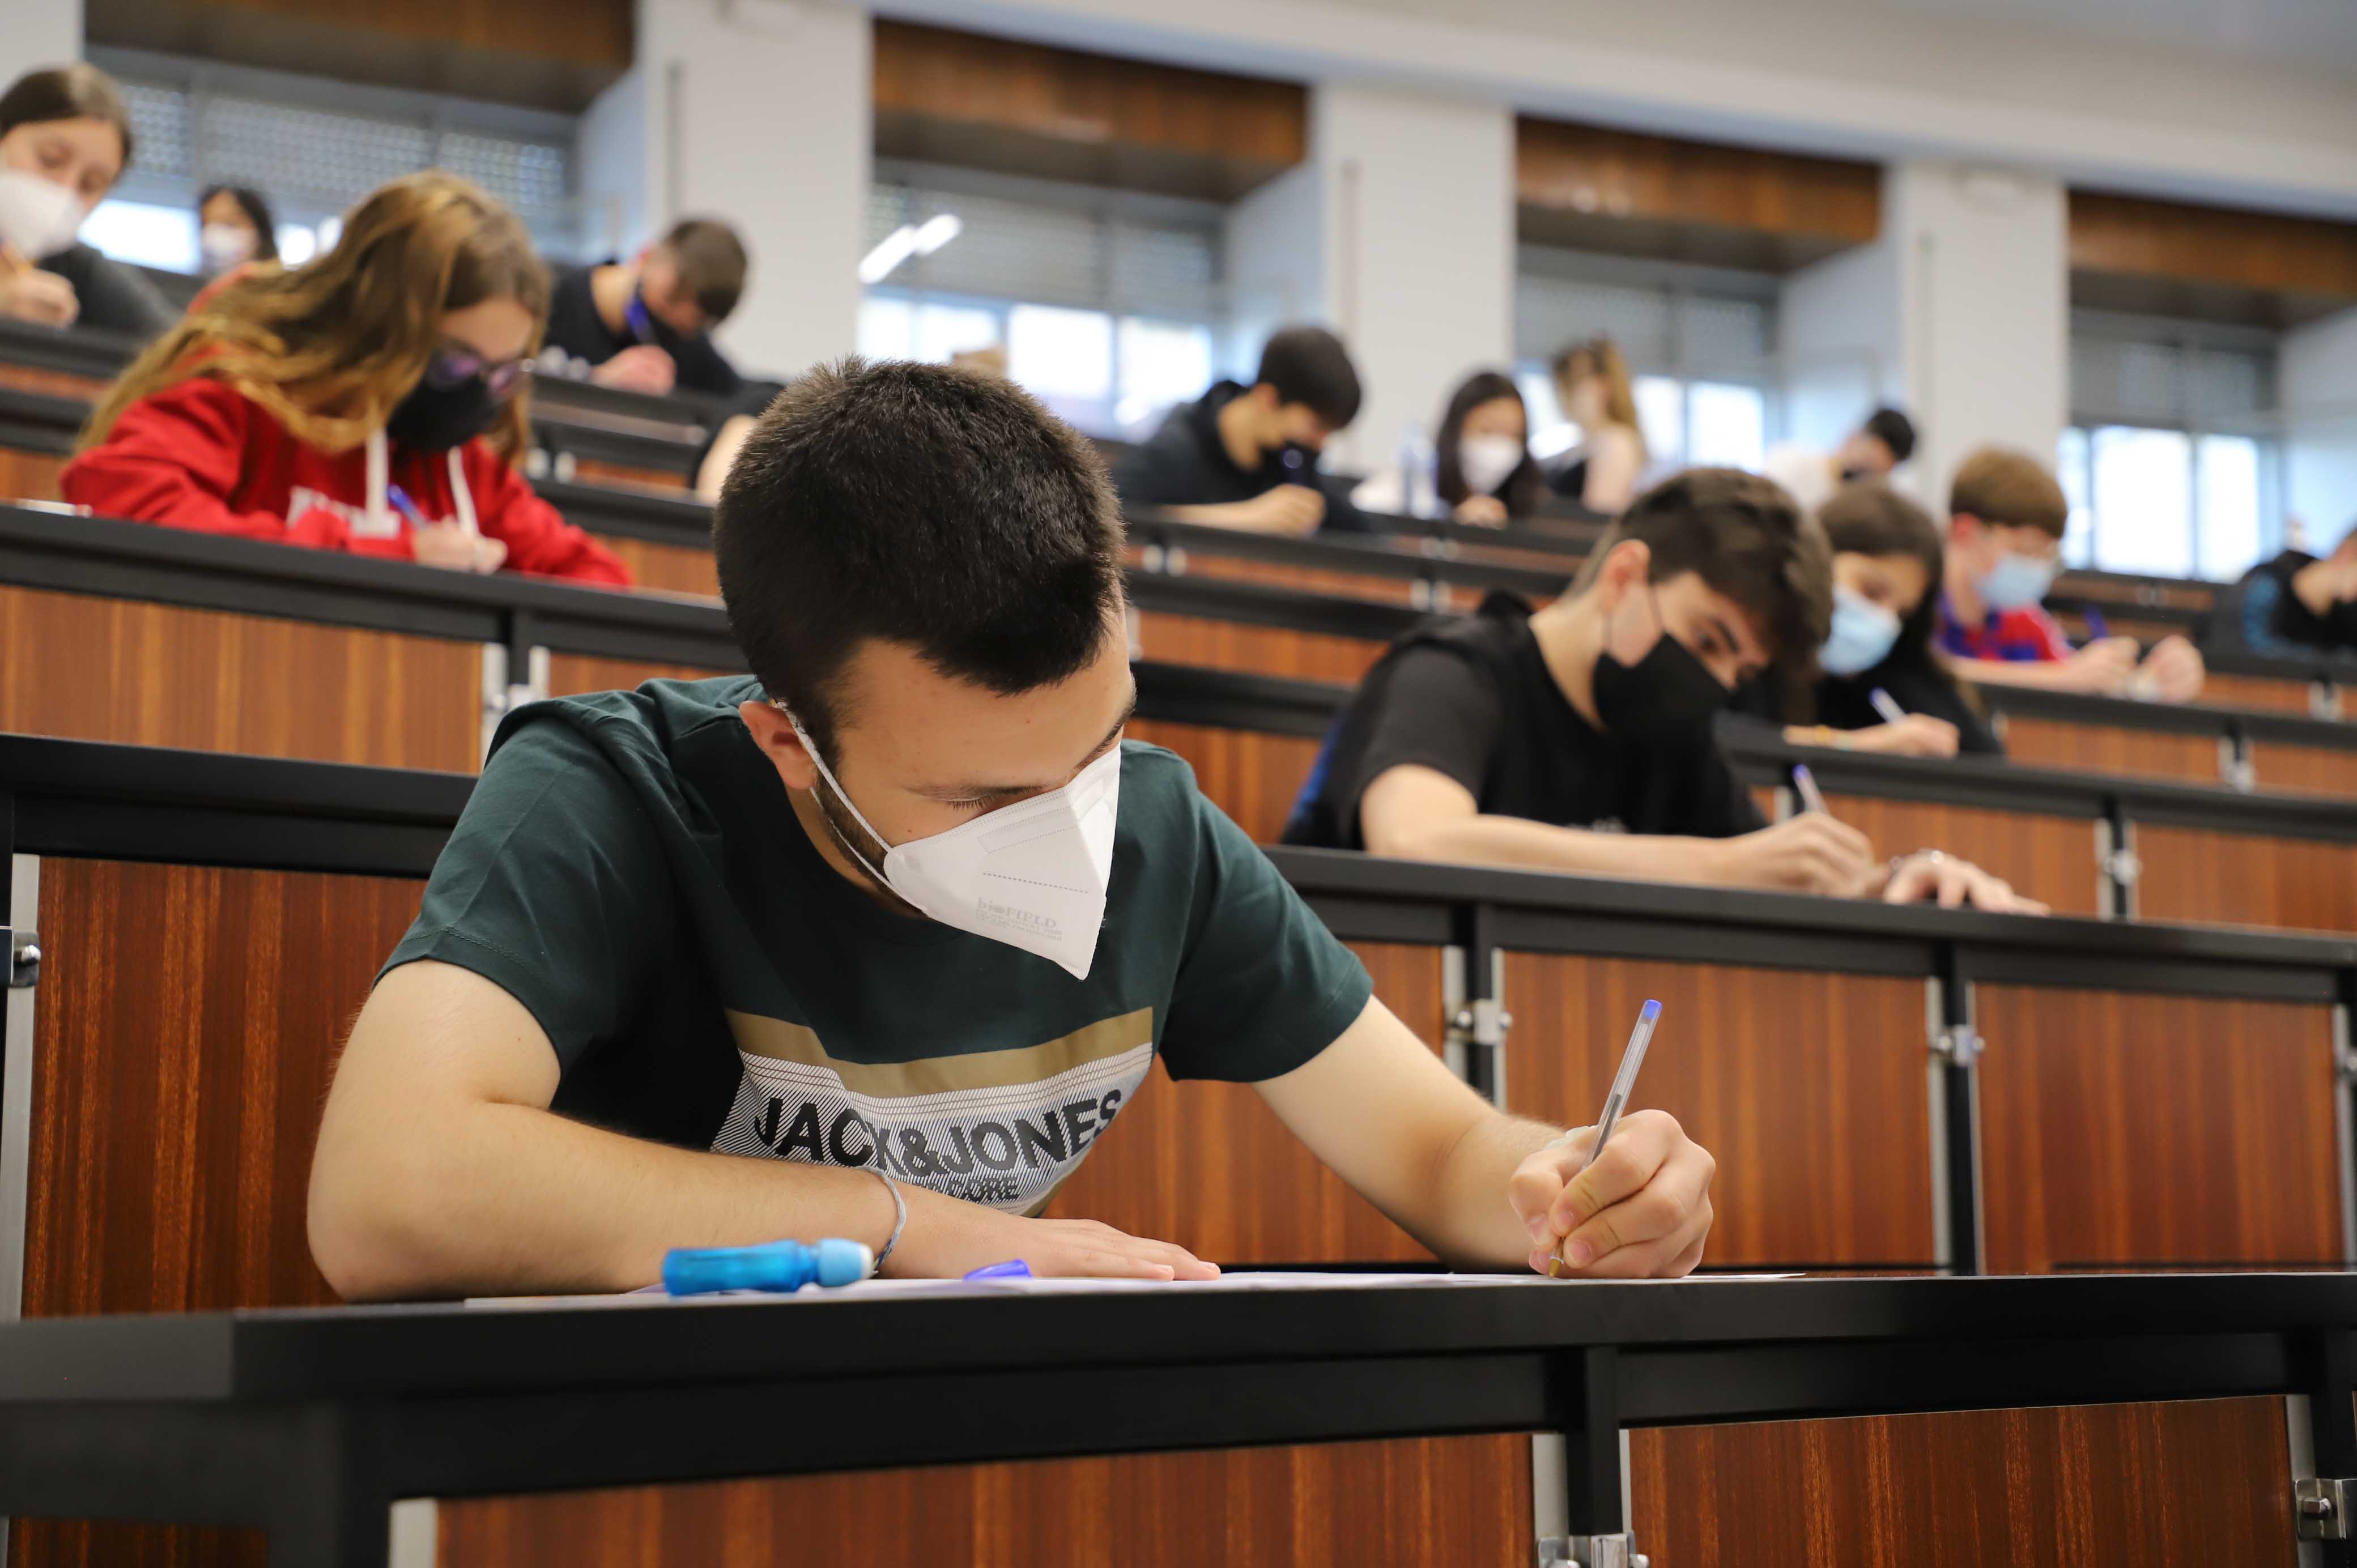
[
  {"left": 2205, "top": 530, "right": 2357, "bottom": 665},
  {"left": 1111, "top": 325, "right": 1371, "bottom": 536},
  {"left": 1284, "top": 468, "right": 2044, "bottom": 913},
  {"left": 541, "top": 218, "right": 747, "bottom": 398},
  {"left": 309, "top": 359, "right": 1716, "bottom": 1299},
  {"left": 1755, "top": 482, "right": 2002, "bottom": 758}
]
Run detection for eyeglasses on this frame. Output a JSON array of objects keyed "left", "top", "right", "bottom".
[{"left": 422, "top": 343, "right": 533, "bottom": 399}]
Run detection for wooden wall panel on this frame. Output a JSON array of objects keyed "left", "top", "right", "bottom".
[
  {"left": 589, "top": 535, "right": 718, "bottom": 598},
  {"left": 1518, "top": 118, "right": 1880, "bottom": 241},
  {"left": 0, "top": 583, "right": 482, "bottom": 771},
  {"left": 1976, "top": 986, "right": 2341, "bottom": 1272},
  {"left": 1630, "top": 1396, "right": 2295, "bottom": 1568},
  {"left": 1134, "top": 611, "right": 1385, "bottom": 684},
  {"left": 567, "top": 458, "right": 691, "bottom": 493},
  {"left": 0, "top": 364, "right": 111, "bottom": 400},
  {"left": 1500, "top": 956, "right": 1935, "bottom": 1268},
  {"left": 873, "top": 21, "right": 1307, "bottom": 201},
  {"left": 12, "top": 862, "right": 422, "bottom": 1568},
  {"left": 1048, "top": 943, "right": 1441, "bottom": 1266},
  {"left": 441, "top": 1434, "right": 1529, "bottom": 1568},
  {"left": 2131, "top": 825, "right": 2357, "bottom": 933},
  {"left": 1996, "top": 715, "right": 2224, "bottom": 786},
  {"left": 0, "top": 445, "right": 67, "bottom": 502},
  {"left": 1125, "top": 722, "right": 1320, "bottom": 845},
  {"left": 2071, "top": 189, "right": 2357, "bottom": 300},
  {"left": 2202, "top": 671, "right": 2329, "bottom": 717},
  {"left": 2248, "top": 741, "right": 2357, "bottom": 802},
  {"left": 1822, "top": 792, "right": 2103, "bottom": 919},
  {"left": 543, "top": 653, "right": 738, "bottom": 700}
]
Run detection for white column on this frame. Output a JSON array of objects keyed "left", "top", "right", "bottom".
[
  {"left": 1220, "top": 80, "right": 1514, "bottom": 475},
  {"left": 2281, "top": 306, "right": 2357, "bottom": 550},
  {"left": 636, "top": 0, "right": 869, "bottom": 381},
  {"left": 1780, "top": 161, "right": 2067, "bottom": 506},
  {"left": 0, "top": 2, "right": 80, "bottom": 71}
]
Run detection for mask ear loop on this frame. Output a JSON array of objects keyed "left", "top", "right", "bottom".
[{"left": 773, "top": 702, "right": 895, "bottom": 885}]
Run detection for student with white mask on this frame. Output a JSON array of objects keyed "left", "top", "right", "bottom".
[
  {"left": 0, "top": 64, "right": 172, "bottom": 338},
  {"left": 197, "top": 184, "right": 279, "bottom": 276},
  {"left": 311, "top": 360, "right": 1721, "bottom": 1298},
  {"left": 1352, "top": 370, "right": 1547, "bottom": 526}
]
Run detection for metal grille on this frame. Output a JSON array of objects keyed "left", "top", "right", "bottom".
[
  {"left": 2070, "top": 316, "right": 2279, "bottom": 425},
  {"left": 1515, "top": 269, "right": 1775, "bottom": 377}
]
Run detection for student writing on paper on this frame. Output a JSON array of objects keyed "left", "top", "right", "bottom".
[
  {"left": 1281, "top": 469, "right": 2044, "bottom": 913},
  {"left": 61, "top": 172, "right": 630, "bottom": 585},
  {"left": 307, "top": 360, "right": 1714, "bottom": 1298}
]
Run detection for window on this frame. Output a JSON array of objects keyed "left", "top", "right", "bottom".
[
  {"left": 1514, "top": 246, "right": 1780, "bottom": 472},
  {"left": 860, "top": 163, "right": 1226, "bottom": 437},
  {"left": 2064, "top": 311, "right": 2283, "bottom": 580},
  {"left": 85, "top": 47, "right": 586, "bottom": 270}
]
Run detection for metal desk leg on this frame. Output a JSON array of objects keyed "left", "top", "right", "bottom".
[
  {"left": 2300, "top": 1333, "right": 2357, "bottom": 1567},
  {"left": 1540, "top": 1347, "right": 1645, "bottom": 1568}
]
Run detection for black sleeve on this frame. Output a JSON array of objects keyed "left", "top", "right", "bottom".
[
  {"left": 45, "top": 248, "right": 172, "bottom": 339},
  {"left": 672, "top": 336, "right": 742, "bottom": 398},
  {"left": 1331, "top": 647, "right": 1504, "bottom": 841},
  {"left": 1691, "top": 741, "right": 1768, "bottom": 837},
  {"left": 1314, "top": 474, "right": 1373, "bottom": 534},
  {"left": 1109, "top": 432, "right": 1205, "bottom": 508},
  {"left": 1886, "top": 664, "right": 2006, "bottom": 757}
]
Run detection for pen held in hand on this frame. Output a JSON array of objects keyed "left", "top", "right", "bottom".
[
  {"left": 1868, "top": 687, "right": 1908, "bottom": 726},
  {"left": 1547, "top": 998, "right": 1662, "bottom": 1277},
  {"left": 1790, "top": 762, "right": 1828, "bottom": 817}
]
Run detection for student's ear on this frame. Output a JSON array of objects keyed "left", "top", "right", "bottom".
[
  {"left": 1594, "top": 538, "right": 1652, "bottom": 612},
  {"left": 1947, "top": 513, "right": 1984, "bottom": 546},
  {"left": 738, "top": 700, "right": 819, "bottom": 791}
]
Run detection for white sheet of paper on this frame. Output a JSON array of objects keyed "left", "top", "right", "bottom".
[{"left": 464, "top": 1272, "right": 1801, "bottom": 1310}]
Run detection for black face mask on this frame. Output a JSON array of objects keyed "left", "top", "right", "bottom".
[
  {"left": 1271, "top": 441, "right": 1321, "bottom": 484},
  {"left": 386, "top": 376, "right": 501, "bottom": 453},
  {"left": 1836, "top": 463, "right": 1871, "bottom": 483},
  {"left": 1591, "top": 587, "right": 1734, "bottom": 747}
]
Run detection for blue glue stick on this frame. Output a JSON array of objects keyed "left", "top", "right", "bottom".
[{"left": 662, "top": 1237, "right": 874, "bottom": 1296}]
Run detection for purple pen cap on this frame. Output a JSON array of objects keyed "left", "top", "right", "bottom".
[{"left": 1640, "top": 999, "right": 1661, "bottom": 1024}]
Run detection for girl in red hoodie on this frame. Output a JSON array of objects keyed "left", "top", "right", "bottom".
[{"left": 63, "top": 171, "right": 630, "bottom": 587}]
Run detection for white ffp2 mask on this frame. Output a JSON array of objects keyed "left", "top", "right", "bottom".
[
  {"left": 0, "top": 170, "right": 89, "bottom": 260},
  {"left": 1457, "top": 433, "right": 1526, "bottom": 497},
  {"left": 783, "top": 708, "right": 1122, "bottom": 981}
]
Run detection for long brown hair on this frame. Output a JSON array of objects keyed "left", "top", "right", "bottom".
[
  {"left": 1550, "top": 336, "right": 1648, "bottom": 465},
  {"left": 1433, "top": 369, "right": 1545, "bottom": 516},
  {"left": 82, "top": 171, "right": 548, "bottom": 459}
]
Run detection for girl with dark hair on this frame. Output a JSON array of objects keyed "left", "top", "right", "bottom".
[
  {"left": 1353, "top": 369, "right": 1545, "bottom": 526},
  {"left": 1758, "top": 482, "right": 2003, "bottom": 757},
  {"left": 0, "top": 62, "right": 173, "bottom": 336},
  {"left": 198, "top": 184, "right": 279, "bottom": 272}
]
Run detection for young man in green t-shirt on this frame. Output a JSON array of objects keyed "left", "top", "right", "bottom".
[{"left": 308, "top": 360, "right": 1715, "bottom": 1299}]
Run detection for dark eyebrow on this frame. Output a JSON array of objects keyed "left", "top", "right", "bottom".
[
  {"left": 1706, "top": 614, "right": 1768, "bottom": 675},
  {"left": 918, "top": 685, "right": 1138, "bottom": 802}
]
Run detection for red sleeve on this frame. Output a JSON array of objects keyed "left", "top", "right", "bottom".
[
  {"left": 59, "top": 379, "right": 358, "bottom": 552},
  {"left": 2018, "top": 606, "right": 2075, "bottom": 661},
  {"left": 463, "top": 445, "right": 635, "bottom": 588}
]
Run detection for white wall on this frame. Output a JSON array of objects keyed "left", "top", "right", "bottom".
[
  {"left": 873, "top": 0, "right": 2357, "bottom": 218},
  {"left": 1222, "top": 161, "right": 1329, "bottom": 380},
  {"left": 0, "top": 2, "right": 80, "bottom": 71},
  {"left": 1780, "top": 240, "right": 1903, "bottom": 455},
  {"left": 638, "top": 0, "right": 870, "bottom": 379},
  {"left": 2282, "top": 305, "right": 2357, "bottom": 549},
  {"left": 1312, "top": 82, "right": 1513, "bottom": 472},
  {"left": 576, "top": 66, "right": 653, "bottom": 262},
  {"left": 1884, "top": 161, "right": 2070, "bottom": 505}
]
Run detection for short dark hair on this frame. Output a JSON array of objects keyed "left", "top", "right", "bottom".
[
  {"left": 658, "top": 218, "right": 750, "bottom": 323},
  {"left": 1576, "top": 467, "right": 1833, "bottom": 701},
  {"left": 1862, "top": 406, "right": 1917, "bottom": 465},
  {"left": 1950, "top": 445, "right": 2067, "bottom": 539},
  {"left": 0, "top": 63, "right": 135, "bottom": 172},
  {"left": 1255, "top": 326, "right": 1362, "bottom": 429},
  {"left": 199, "top": 184, "right": 278, "bottom": 261},
  {"left": 713, "top": 359, "right": 1125, "bottom": 759}
]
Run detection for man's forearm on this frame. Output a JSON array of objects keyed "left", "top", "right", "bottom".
[
  {"left": 312, "top": 1097, "right": 917, "bottom": 1300},
  {"left": 1418, "top": 1109, "right": 1567, "bottom": 1266},
  {"left": 1379, "top": 814, "right": 1729, "bottom": 888}
]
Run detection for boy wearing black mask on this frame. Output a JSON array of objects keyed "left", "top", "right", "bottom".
[
  {"left": 543, "top": 218, "right": 748, "bottom": 398},
  {"left": 1283, "top": 468, "right": 2043, "bottom": 911},
  {"left": 1112, "top": 325, "right": 1371, "bottom": 536}
]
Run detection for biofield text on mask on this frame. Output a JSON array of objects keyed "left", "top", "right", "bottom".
[{"left": 782, "top": 705, "right": 1122, "bottom": 981}]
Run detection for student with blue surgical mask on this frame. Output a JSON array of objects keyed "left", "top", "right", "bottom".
[
  {"left": 1934, "top": 445, "right": 2205, "bottom": 701},
  {"left": 1751, "top": 482, "right": 2002, "bottom": 757}
]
